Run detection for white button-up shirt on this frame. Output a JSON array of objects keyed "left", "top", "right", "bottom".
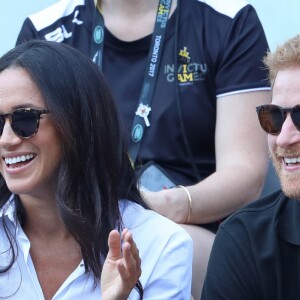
[{"left": 0, "top": 196, "right": 193, "bottom": 299}]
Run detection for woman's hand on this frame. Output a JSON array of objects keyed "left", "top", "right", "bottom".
[
  {"left": 101, "top": 228, "right": 142, "bottom": 300},
  {"left": 142, "top": 188, "right": 190, "bottom": 224}
]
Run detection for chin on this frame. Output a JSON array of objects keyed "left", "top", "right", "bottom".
[
  {"left": 5, "top": 182, "right": 32, "bottom": 196},
  {"left": 280, "top": 177, "right": 300, "bottom": 200},
  {"left": 272, "top": 158, "right": 300, "bottom": 200},
  {"left": 282, "top": 188, "right": 300, "bottom": 200}
]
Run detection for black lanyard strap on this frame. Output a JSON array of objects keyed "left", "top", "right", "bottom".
[
  {"left": 90, "top": 0, "right": 173, "bottom": 164},
  {"left": 91, "top": 1, "right": 104, "bottom": 69}
]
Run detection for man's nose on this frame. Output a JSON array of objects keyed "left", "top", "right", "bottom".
[{"left": 276, "top": 113, "right": 300, "bottom": 147}]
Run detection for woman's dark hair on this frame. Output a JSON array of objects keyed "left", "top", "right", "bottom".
[{"left": 0, "top": 40, "right": 147, "bottom": 296}]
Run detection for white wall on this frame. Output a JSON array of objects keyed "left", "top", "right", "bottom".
[
  {"left": 0, "top": 1, "right": 299, "bottom": 54},
  {"left": 1, "top": 0, "right": 57, "bottom": 56},
  {"left": 248, "top": 0, "right": 300, "bottom": 51}
]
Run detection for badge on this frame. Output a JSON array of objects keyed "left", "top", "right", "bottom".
[
  {"left": 132, "top": 124, "right": 144, "bottom": 143},
  {"left": 135, "top": 103, "right": 151, "bottom": 127},
  {"left": 93, "top": 26, "right": 104, "bottom": 44}
]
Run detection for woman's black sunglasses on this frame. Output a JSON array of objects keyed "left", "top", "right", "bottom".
[
  {"left": 256, "top": 104, "right": 300, "bottom": 135},
  {"left": 0, "top": 108, "right": 50, "bottom": 139}
]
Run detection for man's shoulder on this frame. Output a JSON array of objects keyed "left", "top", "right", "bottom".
[{"left": 222, "top": 190, "right": 285, "bottom": 231}]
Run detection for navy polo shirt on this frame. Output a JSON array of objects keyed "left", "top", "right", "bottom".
[{"left": 202, "top": 190, "right": 300, "bottom": 300}]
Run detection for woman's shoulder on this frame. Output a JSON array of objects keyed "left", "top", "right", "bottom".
[
  {"left": 196, "top": 0, "right": 249, "bottom": 17},
  {"left": 119, "top": 200, "right": 193, "bottom": 298},
  {"left": 26, "top": 0, "right": 94, "bottom": 32}
]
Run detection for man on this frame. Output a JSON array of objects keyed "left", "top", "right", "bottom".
[{"left": 201, "top": 34, "right": 300, "bottom": 300}]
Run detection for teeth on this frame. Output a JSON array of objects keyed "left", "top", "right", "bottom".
[
  {"left": 284, "top": 158, "right": 297, "bottom": 164},
  {"left": 4, "top": 154, "right": 34, "bottom": 165}
]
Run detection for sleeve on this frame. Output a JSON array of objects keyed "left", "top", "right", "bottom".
[
  {"left": 216, "top": 5, "right": 270, "bottom": 96},
  {"left": 201, "top": 226, "right": 261, "bottom": 300},
  {"left": 16, "top": 18, "right": 43, "bottom": 46},
  {"left": 142, "top": 229, "right": 193, "bottom": 300}
]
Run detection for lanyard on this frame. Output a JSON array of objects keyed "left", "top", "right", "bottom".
[{"left": 90, "top": 0, "right": 173, "bottom": 164}]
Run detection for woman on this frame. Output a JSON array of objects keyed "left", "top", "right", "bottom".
[{"left": 0, "top": 40, "right": 192, "bottom": 299}]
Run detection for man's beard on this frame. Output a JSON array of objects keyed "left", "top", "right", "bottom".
[{"left": 271, "top": 148, "right": 300, "bottom": 199}]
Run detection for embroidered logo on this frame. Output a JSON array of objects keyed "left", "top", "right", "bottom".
[
  {"left": 178, "top": 47, "right": 191, "bottom": 64},
  {"left": 44, "top": 25, "right": 72, "bottom": 42},
  {"left": 44, "top": 10, "right": 83, "bottom": 43},
  {"left": 72, "top": 10, "right": 83, "bottom": 25},
  {"left": 163, "top": 46, "right": 208, "bottom": 85}
]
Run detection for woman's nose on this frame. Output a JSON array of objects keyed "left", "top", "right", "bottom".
[{"left": 0, "top": 119, "right": 22, "bottom": 147}]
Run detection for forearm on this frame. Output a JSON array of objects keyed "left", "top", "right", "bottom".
[
  {"left": 188, "top": 90, "right": 271, "bottom": 224},
  {"left": 186, "top": 162, "right": 267, "bottom": 224},
  {"left": 144, "top": 158, "right": 268, "bottom": 224},
  {"left": 144, "top": 91, "right": 271, "bottom": 224}
]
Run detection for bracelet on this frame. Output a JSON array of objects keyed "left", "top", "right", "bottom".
[{"left": 177, "top": 185, "right": 192, "bottom": 223}]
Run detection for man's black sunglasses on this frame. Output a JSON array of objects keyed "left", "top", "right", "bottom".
[
  {"left": 256, "top": 104, "right": 300, "bottom": 135},
  {"left": 0, "top": 108, "right": 50, "bottom": 139}
]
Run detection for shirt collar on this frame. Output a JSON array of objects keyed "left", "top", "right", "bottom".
[
  {"left": 0, "top": 194, "right": 17, "bottom": 224},
  {"left": 276, "top": 195, "right": 300, "bottom": 245}
]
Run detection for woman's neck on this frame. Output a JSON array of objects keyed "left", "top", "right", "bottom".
[
  {"left": 19, "top": 194, "right": 66, "bottom": 240},
  {"left": 97, "top": 0, "right": 177, "bottom": 41},
  {"left": 99, "top": 0, "right": 160, "bottom": 15}
]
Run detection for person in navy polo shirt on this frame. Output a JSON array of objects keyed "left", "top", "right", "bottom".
[{"left": 202, "top": 34, "right": 300, "bottom": 300}]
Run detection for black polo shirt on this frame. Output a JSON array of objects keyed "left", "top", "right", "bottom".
[{"left": 202, "top": 190, "right": 300, "bottom": 300}]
